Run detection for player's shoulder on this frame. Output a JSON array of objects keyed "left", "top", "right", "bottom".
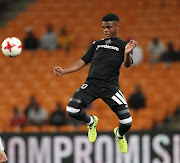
[
  {"left": 115, "top": 37, "right": 127, "bottom": 45},
  {"left": 92, "top": 38, "right": 106, "bottom": 45}
]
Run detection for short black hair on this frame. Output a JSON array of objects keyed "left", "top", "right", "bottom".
[{"left": 102, "top": 13, "right": 119, "bottom": 22}]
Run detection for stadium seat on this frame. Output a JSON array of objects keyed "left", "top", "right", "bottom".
[
  {"left": 22, "top": 126, "right": 40, "bottom": 132},
  {"left": 59, "top": 125, "right": 77, "bottom": 132},
  {"left": 40, "top": 125, "right": 57, "bottom": 132}
]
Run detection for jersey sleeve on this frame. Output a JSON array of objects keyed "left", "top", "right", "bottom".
[
  {"left": 81, "top": 41, "right": 96, "bottom": 64},
  {"left": 0, "top": 137, "right": 4, "bottom": 151}
]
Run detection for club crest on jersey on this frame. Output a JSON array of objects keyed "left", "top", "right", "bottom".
[{"left": 105, "top": 39, "right": 112, "bottom": 44}]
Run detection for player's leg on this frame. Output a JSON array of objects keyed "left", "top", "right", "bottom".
[
  {"left": 66, "top": 82, "right": 99, "bottom": 142},
  {"left": 102, "top": 90, "right": 132, "bottom": 153},
  {"left": 66, "top": 96, "right": 93, "bottom": 124}
]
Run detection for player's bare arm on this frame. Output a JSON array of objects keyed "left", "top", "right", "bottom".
[
  {"left": 0, "top": 151, "right": 8, "bottom": 163},
  {"left": 0, "top": 138, "right": 8, "bottom": 163},
  {"left": 54, "top": 59, "right": 86, "bottom": 76},
  {"left": 124, "top": 40, "right": 137, "bottom": 68}
]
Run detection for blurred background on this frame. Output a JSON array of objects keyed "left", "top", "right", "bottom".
[{"left": 0, "top": 0, "right": 180, "bottom": 162}]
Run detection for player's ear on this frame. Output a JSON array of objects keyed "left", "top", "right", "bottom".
[{"left": 116, "top": 23, "right": 120, "bottom": 30}]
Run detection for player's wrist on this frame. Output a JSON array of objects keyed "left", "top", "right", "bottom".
[
  {"left": 124, "top": 51, "right": 131, "bottom": 55},
  {"left": 62, "top": 69, "right": 67, "bottom": 75}
]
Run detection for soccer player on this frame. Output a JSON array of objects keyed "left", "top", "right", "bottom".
[
  {"left": 0, "top": 137, "right": 8, "bottom": 163},
  {"left": 54, "top": 13, "right": 137, "bottom": 153}
]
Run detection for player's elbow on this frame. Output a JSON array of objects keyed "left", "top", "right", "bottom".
[{"left": 124, "top": 63, "right": 131, "bottom": 68}]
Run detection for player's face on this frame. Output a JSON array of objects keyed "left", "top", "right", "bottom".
[{"left": 102, "top": 21, "right": 119, "bottom": 39}]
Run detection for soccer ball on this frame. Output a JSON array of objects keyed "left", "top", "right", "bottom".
[{"left": 1, "top": 37, "right": 22, "bottom": 57}]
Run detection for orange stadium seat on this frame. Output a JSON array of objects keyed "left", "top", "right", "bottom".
[
  {"left": 4, "top": 126, "right": 21, "bottom": 133},
  {"left": 22, "top": 125, "right": 40, "bottom": 132},
  {"left": 40, "top": 125, "right": 58, "bottom": 132},
  {"left": 59, "top": 125, "right": 77, "bottom": 132}
]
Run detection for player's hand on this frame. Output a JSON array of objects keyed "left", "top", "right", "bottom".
[
  {"left": 125, "top": 39, "right": 137, "bottom": 54},
  {"left": 0, "top": 151, "right": 8, "bottom": 163},
  {"left": 54, "top": 66, "right": 64, "bottom": 76}
]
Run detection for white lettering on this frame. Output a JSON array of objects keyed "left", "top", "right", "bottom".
[
  {"left": 74, "top": 136, "right": 92, "bottom": 163},
  {"left": 8, "top": 136, "right": 26, "bottom": 163},
  {"left": 142, "top": 135, "right": 151, "bottom": 163},
  {"left": 95, "top": 135, "right": 113, "bottom": 163},
  {"left": 28, "top": 136, "right": 51, "bottom": 163},
  {"left": 152, "top": 134, "right": 171, "bottom": 163},
  {"left": 96, "top": 44, "right": 119, "bottom": 51},
  {"left": 53, "top": 136, "right": 72, "bottom": 163},
  {"left": 173, "top": 135, "right": 180, "bottom": 163}
]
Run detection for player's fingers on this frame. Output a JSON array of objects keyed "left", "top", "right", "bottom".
[
  {"left": 130, "top": 40, "right": 137, "bottom": 45},
  {"left": 54, "top": 66, "right": 60, "bottom": 70},
  {"left": 134, "top": 41, "right": 138, "bottom": 46},
  {"left": 54, "top": 68, "right": 61, "bottom": 73}
]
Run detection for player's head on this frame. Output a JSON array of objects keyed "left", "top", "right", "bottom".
[{"left": 102, "top": 13, "right": 120, "bottom": 39}]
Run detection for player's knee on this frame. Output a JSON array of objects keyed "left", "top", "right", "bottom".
[
  {"left": 113, "top": 104, "right": 131, "bottom": 120},
  {"left": 120, "top": 116, "right": 132, "bottom": 131},
  {"left": 66, "top": 106, "right": 80, "bottom": 118},
  {"left": 67, "top": 97, "right": 86, "bottom": 109}
]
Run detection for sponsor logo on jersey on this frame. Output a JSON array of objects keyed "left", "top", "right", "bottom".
[
  {"left": 105, "top": 39, "right": 112, "bottom": 44},
  {"left": 96, "top": 44, "right": 119, "bottom": 51}
]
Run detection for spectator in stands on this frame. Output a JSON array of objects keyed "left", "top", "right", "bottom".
[
  {"left": 126, "top": 38, "right": 143, "bottom": 65},
  {"left": 132, "top": 45, "right": 143, "bottom": 65},
  {"left": 160, "top": 42, "right": 177, "bottom": 69},
  {"left": 40, "top": 24, "right": 58, "bottom": 51},
  {"left": 27, "top": 103, "right": 48, "bottom": 126},
  {"left": 10, "top": 106, "right": 27, "bottom": 127},
  {"left": 175, "top": 104, "right": 180, "bottom": 115},
  {"left": 57, "top": 27, "right": 73, "bottom": 54},
  {"left": 176, "top": 48, "right": 180, "bottom": 61},
  {"left": 24, "top": 95, "right": 37, "bottom": 116},
  {"left": 0, "top": 0, "right": 9, "bottom": 13},
  {"left": 160, "top": 42, "right": 176, "bottom": 62},
  {"left": 148, "top": 37, "right": 165, "bottom": 64},
  {"left": 49, "top": 102, "right": 68, "bottom": 126},
  {"left": 128, "top": 85, "right": 146, "bottom": 110},
  {"left": 23, "top": 26, "right": 39, "bottom": 50}
]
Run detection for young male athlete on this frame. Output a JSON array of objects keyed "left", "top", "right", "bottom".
[{"left": 54, "top": 13, "right": 137, "bottom": 153}]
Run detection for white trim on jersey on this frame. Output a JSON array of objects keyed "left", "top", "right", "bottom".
[
  {"left": 66, "top": 106, "right": 80, "bottom": 113},
  {"left": 0, "top": 137, "right": 4, "bottom": 151},
  {"left": 120, "top": 117, "right": 132, "bottom": 124},
  {"left": 111, "top": 90, "right": 127, "bottom": 105}
]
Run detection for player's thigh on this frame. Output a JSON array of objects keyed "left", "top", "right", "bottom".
[
  {"left": 102, "top": 89, "right": 131, "bottom": 119},
  {"left": 68, "top": 81, "right": 98, "bottom": 109}
]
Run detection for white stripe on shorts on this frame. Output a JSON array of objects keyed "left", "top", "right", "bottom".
[
  {"left": 115, "top": 92, "right": 127, "bottom": 104},
  {"left": 111, "top": 95, "right": 123, "bottom": 105},
  {"left": 120, "top": 117, "right": 132, "bottom": 124},
  {"left": 66, "top": 106, "right": 80, "bottom": 113},
  {"left": 118, "top": 90, "right": 126, "bottom": 101}
]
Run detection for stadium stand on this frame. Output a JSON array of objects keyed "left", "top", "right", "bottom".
[{"left": 0, "top": 0, "right": 179, "bottom": 132}]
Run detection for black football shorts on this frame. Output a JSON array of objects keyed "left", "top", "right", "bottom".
[{"left": 69, "top": 79, "right": 128, "bottom": 109}]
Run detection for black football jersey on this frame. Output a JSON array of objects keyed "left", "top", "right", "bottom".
[{"left": 81, "top": 37, "right": 133, "bottom": 84}]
